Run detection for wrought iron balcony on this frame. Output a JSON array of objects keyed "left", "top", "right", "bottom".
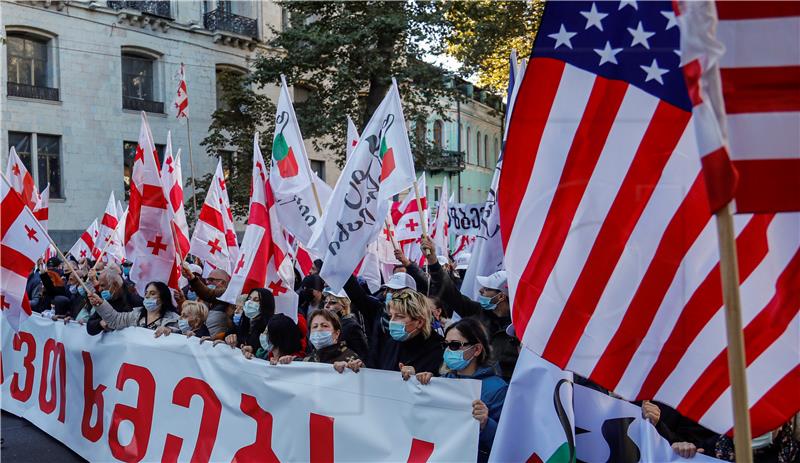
[
  {"left": 425, "top": 149, "right": 466, "bottom": 173},
  {"left": 123, "top": 96, "right": 164, "bottom": 114},
  {"left": 108, "top": 1, "right": 172, "bottom": 19},
  {"left": 204, "top": 8, "right": 258, "bottom": 39},
  {"left": 7, "top": 82, "right": 59, "bottom": 101}
]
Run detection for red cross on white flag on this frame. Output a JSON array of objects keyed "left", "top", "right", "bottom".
[
  {"left": 174, "top": 62, "right": 188, "bottom": 119},
  {"left": 189, "top": 160, "right": 239, "bottom": 274}
]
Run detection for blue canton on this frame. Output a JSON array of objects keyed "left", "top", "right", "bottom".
[{"left": 533, "top": 0, "right": 691, "bottom": 112}]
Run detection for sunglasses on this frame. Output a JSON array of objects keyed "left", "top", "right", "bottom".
[{"left": 441, "top": 341, "right": 475, "bottom": 351}]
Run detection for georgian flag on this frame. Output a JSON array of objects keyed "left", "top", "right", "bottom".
[
  {"left": 221, "top": 134, "right": 297, "bottom": 321},
  {"left": 68, "top": 219, "right": 100, "bottom": 261},
  {"left": 32, "top": 184, "right": 49, "bottom": 232},
  {"left": 161, "top": 131, "right": 191, "bottom": 258},
  {"left": 97, "top": 192, "right": 119, "bottom": 255},
  {"left": 392, "top": 174, "right": 428, "bottom": 243},
  {"left": 1, "top": 175, "right": 51, "bottom": 331},
  {"left": 124, "top": 112, "right": 181, "bottom": 295},
  {"left": 190, "top": 160, "right": 238, "bottom": 274},
  {"left": 174, "top": 62, "right": 188, "bottom": 119},
  {"left": 5, "top": 146, "right": 38, "bottom": 210},
  {"left": 431, "top": 176, "right": 450, "bottom": 256}
]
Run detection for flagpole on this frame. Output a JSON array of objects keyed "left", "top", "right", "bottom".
[
  {"left": 384, "top": 218, "right": 400, "bottom": 251},
  {"left": 412, "top": 179, "right": 431, "bottom": 256},
  {"left": 185, "top": 116, "right": 199, "bottom": 220},
  {"left": 1, "top": 172, "right": 94, "bottom": 296},
  {"left": 714, "top": 204, "right": 753, "bottom": 463},
  {"left": 89, "top": 217, "right": 124, "bottom": 272}
]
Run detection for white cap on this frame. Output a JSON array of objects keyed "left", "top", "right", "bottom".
[
  {"left": 322, "top": 286, "right": 348, "bottom": 299},
  {"left": 436, "top": 255, "right": 449, "bottom": 266},
  {"left": 384, "top": 272, "right": 417, "bottom": 291},
  {"left": 455, "top": 253, "right": 471, "bottom": 270},
  {"left": 187, "top": 263, "right": 203, "bottom": 275},
  {"left": 476, "top": 270, "right": 508, "bottom": 294}
]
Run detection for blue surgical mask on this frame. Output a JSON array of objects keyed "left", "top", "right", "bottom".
[
  {"left": 122, "top": 266, "right": 131, "bottom": 277},
  {"left": 207, "top": 284, "right": 216, "bottom": 290},
  {"left": 259, "top": 333, "right": 272, "bottom": 352},
  {"left": 389, "top": 320, "right": 411, "bottom": 342},
  {"left": 243, "top": 300, "right": 260, "bottom": 319},
  {"left": 142, "top": 297, "right": 159, "bottom": 312},
  {"left": 186, "top": 290, "right": 197, "bottom": 301},
  {"left": 78, "top": 286, "right": 87, "bottom": 297},
  {"left": 310, "top": 330, "right": 335, "bottom": 350},
  {"left": 101, "top": 290, "right": 112, "bottom": 301},
  {"left": 68, "top": 285, "right": 78, "bottom": 295},
  {"left": 444, "top": 346, "right": 474, "bottom": 371},
  {"left": 178, "top": 318, "right": 191, "bottom": 333},
  {"left": 233, "top": 312, "right": 242, "bottom": 325},
  {"left": 478, "top": 294, "right": 497, "bottom": 311}
]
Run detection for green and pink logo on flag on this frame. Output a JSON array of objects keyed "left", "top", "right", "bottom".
[
  {"left": 272, "top": 111, "right": 300, "bottom": 179},
  {"left": 378, "top": 114, "right": 396, "bottom": 182}
]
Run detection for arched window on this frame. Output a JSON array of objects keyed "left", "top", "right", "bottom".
[
  {"left": 476, "top": 131, "right": 482, "bottom": 166},
  {"left": 484, "top": 134, "right": 489, "bottom": 167},
  {"left": 466, "top": 127, "right": 471, "bottom": 162},
  {"left": 433, "top": 120, "right": 443, "bottom": 148},
  {"left": 215, "top": 64, "right": 247, "bottom": 110},
  {"left": 6, "top": 28, "right": 59, "bottom": 101},
  {"left": 415, "top": 119, "right": 427, "bottom": 145},
  {"left": 121, "top": 46, "right": 163, "bottom": 112}
]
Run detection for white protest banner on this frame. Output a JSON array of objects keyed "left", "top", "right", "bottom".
[
  {"left": 447, "top": 203, "right": 486, "bottom": 236},
  {"left": 1, "top": 313, "right": 480, "bottom": 462}
]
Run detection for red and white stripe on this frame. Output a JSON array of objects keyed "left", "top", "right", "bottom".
[
  {"left": 190, "top": 160, "right": 238, "bottom": 274},
  {"left": 1, "top": 175, "right": 50, "bottom": 331},
  {"left": 220, "top": 134, "right": 297, "bottom": 321},
  {"left": 392, "top": 174, "right": 428, "bottom": 243},
  {"left": 431, "top": 176, "right": 450, "bottom": 257},
  {"left": 161, "top": 131, "right": 191, "bottom": 258},
  {"left": 685, "top": 1, "right": 800, "bottom": 213},
  {"left": 96, "top": 192, "right": 119, "bottom": 253},
  {"left": 68, "top": 218, "right": 100, "bottom": 261},
  {"left": 499, "top": 57, "right": 799, "bottom": 437},
  {"left": 32, "top": 184, "right": 49, "bottom": 231},
  {"left": 124, "top": 112, "right": 180, "bottom": 295},
  {"left": 5, "top": 147, "right": 39, "bottom": 210},
  {"left": 174, "top": 62, "right": 188, "bottom": 119}
]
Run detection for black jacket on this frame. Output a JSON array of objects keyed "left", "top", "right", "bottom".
[
  {"left": 229, "top": 314, "right": 269, "bottom": 349},
  {"left": 305, "top": 342, "right": 360, "bottom": 364},
  {"left": 340, "top": 314, "right": 369, "bottom": 360},
  {"left": 404, "top": 263, "right": 431, "bottom": 295},
  {"left": 429, "top": 261, "right": 518, "bottom": 381},
  {"left": 86, "top": 291, "right": 134, "bottom": 336}
]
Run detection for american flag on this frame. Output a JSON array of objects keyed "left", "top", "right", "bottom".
[
  {"left": 174, "top": 62, "right": 188, "bottom": 119},
  {"left": 499, "top": 0, "right": 799, "bottom": 437}
]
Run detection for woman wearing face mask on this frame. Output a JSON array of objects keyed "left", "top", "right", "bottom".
[
  {"left": 278, "top": 309, "right": 360, "bottom": 366},
  {"left": 87, "top": 281, "right": 179, "bottom": 332},
  {"left": 343, "top": 289, "right": 443, "bottom": 377},
  {"left": 416, "top": 318, "right": 507, "bottom": 463},
  {"left": 225, "top": 288, "right": 274, "bottom": 353},
  {"left": 154, "top": 301, "right": 210, "bottom": 338},
  {"left": 248, "top": 314, "right": 305, "bottom": 364}
]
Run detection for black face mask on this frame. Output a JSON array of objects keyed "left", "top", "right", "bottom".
[{"left": 455, "top": 269, "right": 466, "bottom": 280}]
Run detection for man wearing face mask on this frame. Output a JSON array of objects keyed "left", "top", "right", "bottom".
[
  {"left": 182, "top": 263, "right": 232, "bottom": 338},
  {"left": 421, "top": 236, "right": 518, "bottom": 381},
  {"left": 298, "top": 274, "right": 325, "bottom": 319},
  {"left": 86, "top": 269, "right": 138, "bottom": 335}
]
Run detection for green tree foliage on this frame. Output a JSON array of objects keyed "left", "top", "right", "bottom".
[{"left": 444, "top": 0, "right": 545, "bottom": 94}]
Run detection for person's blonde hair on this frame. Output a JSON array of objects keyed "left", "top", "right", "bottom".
[
  {"left": 327, "top": 295, "right": 351, "bottom": 316},
  {"left": 181, "top": 300, "right": 209, "bottom": 322},
  {"left": 388, "top": 289, "right": 432, "bottom": 338}
]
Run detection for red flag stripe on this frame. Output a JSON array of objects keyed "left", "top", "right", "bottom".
[
  {"left": 715, "top": 0, "right": 800, "bottom": 20},
  {"left": 0, "top": 189, "right": 27, "bottom": 240},
  {"left": 101, "top": 213, "right": 119, "bottom": 230},
  {"left": 732, "top": 159, "right": 800, "bottom": 213},
  {"left": 542, "top": 101, "right": 692, "bottom": 367},
  {"left": 141, "top": 184, "right": 168, "bottom": 209},
  {"left": 80, "top": 231, "right": 94, "bottom": 250},
  {"left": 0, "top": 244, "right": 37, "bottom": 277},
  {"left": 677, "top": 248, "right": 800, "bottom": 419},
  {"left": 720, "top": 66, "right": 800, "bottom": 114},
  {"left": 509, "top": 75, "right": 629, "bottom": 342},
  {"left": 589, "top": 174, "right": 710, "bottom": 388},
  {"left": 498, "top": 58, "right": 565, "bottom": 250},
  {"left": 636, "top": 214, "right": 775, "bottom": 400},
  {"left": 740, "top": 365, "right": 800, "bottom": 436}
]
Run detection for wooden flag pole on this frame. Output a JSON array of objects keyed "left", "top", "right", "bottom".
[
  {"left": 411, "top": 179, "right": 431, "bottom": 256},
  {"left": 185, "top": 116, "right": 199, "bottom": 221},
  {"left": 384, "top": 218, "right": 400, "bottom": 251},
  {"left": 715, "top": 204, "right": 753, "bottom": 463},
  {"left": 89, "top": 218, "right": 124, "bottom": 273}
]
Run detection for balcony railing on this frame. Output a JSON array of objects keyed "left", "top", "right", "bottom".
[
  {"left": 108, "top": 1, "right": 172, "bottom": 19},
  {"left": 204, "top": 8, "right": 258, "bottom": 38},
  {"left": 123, "top": 96, "right": 164, "bottom": 114},
  {"left": 425, "top": 150, "right": 466, "bottom": 173},
  {"left": 7, "top": 82, "right": 60, "bottom": 101}
]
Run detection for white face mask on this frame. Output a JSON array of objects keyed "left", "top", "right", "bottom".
[{"left": 751, "top": 432, "right": 773, "bottom": 450}]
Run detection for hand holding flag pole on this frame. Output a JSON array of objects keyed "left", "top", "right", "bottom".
[
  {"left": 384, "top": 218, "right": 400, "bottom": 251},
  {"left": 411, "top": 179, "right": 431, "bottom": 256}
]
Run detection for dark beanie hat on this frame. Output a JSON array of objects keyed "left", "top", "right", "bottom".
[{"left": 301, "top": 274, "right": 325, "bottom": 291}]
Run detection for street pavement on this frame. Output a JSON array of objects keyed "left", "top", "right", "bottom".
[{"left": 1, "top": 411, "right": 85, "bottom": 462}]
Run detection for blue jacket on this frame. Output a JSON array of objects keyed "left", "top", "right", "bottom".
[{"left": 447, "top": 365, "right": 508, "bottom": 462}]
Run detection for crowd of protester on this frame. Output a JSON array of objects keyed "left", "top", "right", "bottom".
[{"left": 24, "top": 235, "right": 800, "bottom": 463}]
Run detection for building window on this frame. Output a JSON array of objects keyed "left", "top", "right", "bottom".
[
  {"left": 494, "top": 137, "right": 499, "bottom": 166},
  {"left": 215, "top": 65, "right": 247, "bottom": 110},
  {"left": 309, "top": 160, "right": 325, "bottom": 182},
  {"left": 433, "top": 186, "right": 441, "bottom": 202},
  {"left": 484, "top": 134, "right": 489, "bottom": 167},
  {"left": 293, "top": 84, "right": 312, "bottom": 104},
  {"left": 281, "top": 7, "right": 291, "bottom": 31},
  {"left": 6, "top": 31, "right": 59, "bottom": 101},
  {"left": 122, "top": 51, "right": 163, "bottom": 113},
  {"left": 433, "top": 120, "right": 443, "bottom": 149},
  {"left": 476, "top": 131, "right": 482, "bottom": 166},
  {"left": 124, "top": 140, "right": 165, "bottom": 199},
  {"left": 415, "top": 120, "right": 426, "bottom": 146},
  {"left": 466, "top": 127, "right": 471, "bottom": 163},
  {"left": 8, "top": 131, "right": 62, "bottom": 198}
]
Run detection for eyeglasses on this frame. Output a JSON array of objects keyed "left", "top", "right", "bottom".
[{"left": 441, "top": 340, "right": 475, "bottom": 351}]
